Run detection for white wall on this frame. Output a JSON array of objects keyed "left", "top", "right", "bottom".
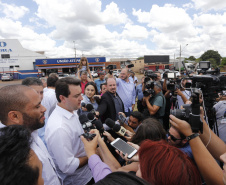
[{"left": 0, "top": 39, "right": 45, "bottom": 71}]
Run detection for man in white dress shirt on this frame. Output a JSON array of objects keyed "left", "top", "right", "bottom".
[
  {"left": 45, "top": 77, "right": 93, "bottom": 185},
  {"left": 0, "top": 85, "right": 62, "bottom": 185}
]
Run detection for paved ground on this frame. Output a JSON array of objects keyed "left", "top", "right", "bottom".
[{"left": 0, "top": 80, "right": 23, "bottom": 88}]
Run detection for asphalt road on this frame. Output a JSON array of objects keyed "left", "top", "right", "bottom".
[{"left": 0, "top": 80, "right": 23, "bottom": 88}]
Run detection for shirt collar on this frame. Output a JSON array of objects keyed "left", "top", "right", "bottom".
[{"left": 56, "top": 104, "right": 77, "bottom": 119}]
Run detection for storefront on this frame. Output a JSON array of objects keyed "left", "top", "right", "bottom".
[{"left": 35, "top": 57, "right": 106, "bottom": 76}]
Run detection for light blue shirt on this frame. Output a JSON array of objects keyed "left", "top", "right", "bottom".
[
  {"left": 94, "top": 79, "right": 105, "bottom": 93},
  {"left": 116, "top": 78, "right": 136, "bottom": 112},
  {"left": 136, "top": 84, "right": 143, "bottom": 101}
]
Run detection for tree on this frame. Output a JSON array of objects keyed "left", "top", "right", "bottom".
[
  {"left": 137, "top": 57, "right": 144, "bottom": 60},
  {"left": 188, "top": 56, "right": 196, "bottom": 61},
  {"left": 208, "top": 58, "right": 218, "bottom": 69},
  {"left": 200, "top": 50, "right": 222, "bottom": 65},
  {"left": 221, "top": 57, "right": 226, "bottom": 65}
]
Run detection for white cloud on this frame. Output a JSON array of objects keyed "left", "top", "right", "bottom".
[
  {"left": 121, "top": 23, "right": 149, "bottom": 40},
  {"left": 191, "top": 0, "right": 226, "bottom": 11},
  {"left": 0, "top": 2, "right": 29, "bottom": 20}
]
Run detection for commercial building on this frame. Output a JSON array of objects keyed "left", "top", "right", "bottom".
[
  {"left": 0, "top": 39, "right": 45, "bottom": 79},
  {"left": 35, "top": 56, "right": 106, "bottom": 76}
]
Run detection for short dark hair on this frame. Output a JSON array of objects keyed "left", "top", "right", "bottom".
[
  {"left": 0, "top": 85, "right": 31, "bottom": 125},
  {"left": 130, "top": 111, "right": 143, "bottom": 122},
  {"left": 47, "top": 75, "right": 58, "bottom": 87},
  {"left": 100, "top": 82, "right": 107, "bottom": 90},
  {"left": 22, "top": 77, "right": 43, "bottom": 86},
  {"left": 0, "top": 125, "right": 39, "bottom": 185},
  {"left": 55, "top": 77, "right": 81, "bottom": 102},
  {"left": 94, "top": 171, "right": 150, "bottom": 185},
  {"left": 85, "top": 82, "right": 98, "bottom": 95},
  {"left": 131, "top": 118, "right": 167, "bottom": 145}
]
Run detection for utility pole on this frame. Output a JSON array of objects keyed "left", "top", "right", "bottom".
[
  {"left": 179, "top": 44, "right": 188, "bottom": 73},
  {"left": 73, "top": 41, "right": 77, "bottom": 73}
]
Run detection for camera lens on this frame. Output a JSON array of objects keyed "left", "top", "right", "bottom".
[{"left": 170, "top": 109, "right": 185, "bottom": 119}]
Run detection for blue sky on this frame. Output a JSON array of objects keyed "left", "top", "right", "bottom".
[{"left": 0, "top": 0, "right": 226, "bottom": 60}]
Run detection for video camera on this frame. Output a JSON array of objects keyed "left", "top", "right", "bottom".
[
  {"left": 143, "top": 80, "right": 155, "bottom": 97},
  {"left": 170, "top": 88, "right": 203, "bottom": 133}
]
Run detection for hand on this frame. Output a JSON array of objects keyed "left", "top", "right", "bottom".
[
  {"left": 95, "top": 111, "right": 100, "bottom": 117},
  {"left": 185, "top": 100, "right": 192, "bottom": 104},
  {"left": 80, "top": 133, "right": 98, "bottom": 158},
  {"left": 89, "top": 129, "right": 101, "bottom": 142},
  {"left": 132, "top": 104, "right": 135, "bottom": 110},
  {"left": 94, "top": 95, "right": 101, "bottom": 100},
  {"left": 169, "top": 115, "right": 193, "bottom": 137},
  {"left": 175, "top": 88, "right": 183, "bottom": 96},
  {"left": 82, "top": 107, "right": 87, "bottom": 112},
  {"left": 143, "top": 95, "right": 151, "bottom": 102},
  {"left": 116, "top": 142, "right": 140, "bottom": 162},
  {"left": 124, "top": 130, "right": 134, "bottom": 141},
  {"left": 118, "top": 112, "right": 126, "bottom": 118},
  {"left": 103, "top": 131, "right": 115, "bottom": 142}
]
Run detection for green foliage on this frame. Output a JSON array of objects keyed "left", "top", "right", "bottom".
[
  {"left": 209, "top": 58, "right": 218, "bottom": 68},
  {"left": 200, "top": 50, "right": 222, "bottom": 65},
  {"left": 137, "top": 57, "right": 144, "bottom": 60},
  {"left": 188, "top": 56, "right": 196, "bottom": 61},
  {"left": 221, "top": 57, "right": 226, "bottom": 65}
]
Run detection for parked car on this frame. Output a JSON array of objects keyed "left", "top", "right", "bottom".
[
  {"left": 58, "top": 73, "right": 70, "bottom": 79},
  {"left": 97, "top": 70, "right": 106, "bottom": 76},
  {"left": 90, "top": 71, "right": 98, "bottom": 78},
  {"left": 1, "top": 74, "right": 14, "bottom": 81}
]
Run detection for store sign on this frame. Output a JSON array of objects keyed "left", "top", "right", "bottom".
[
  {"left": 0, "top": 42, "right": 13, "bottom": 52},
  {"left": 57, "top": 59, "right": 76, "bottom": 63},
  {"left": 0, "top": 42, "right": 7, "bottom": 47}
]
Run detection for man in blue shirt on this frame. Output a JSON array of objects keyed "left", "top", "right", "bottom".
[
  {"left": 94, "top": 72, "right": 105, "bottom": 94},
  {"left": 116, "top": 68, "right": 136, "bottom": 117}
]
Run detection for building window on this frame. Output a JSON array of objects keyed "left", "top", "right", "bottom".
[{"left": 1, "top": 54, "right": 10, "bottom": 58}]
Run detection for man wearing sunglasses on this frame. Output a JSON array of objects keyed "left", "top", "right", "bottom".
[{"left": 167, "top": 126, "right": 193, "bottom": 159}]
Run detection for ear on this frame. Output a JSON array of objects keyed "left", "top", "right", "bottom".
[
  {"left": 7, "top": 111, "right": 23, "bottom": 125},
  {"left": 59, "top": 95, "right": 66, "bottom": 103}
]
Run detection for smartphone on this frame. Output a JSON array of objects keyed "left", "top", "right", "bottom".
[{"left": 111, "top": 138, "right": 137, "bottom": 159}]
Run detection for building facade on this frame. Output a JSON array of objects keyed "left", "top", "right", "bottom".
[{"left": 0, "top": 39, "right": 45, "bottom": 79}]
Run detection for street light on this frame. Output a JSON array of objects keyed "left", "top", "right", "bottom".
[{"left": 179, "top": 44, "right": 188, "bottom": 73}]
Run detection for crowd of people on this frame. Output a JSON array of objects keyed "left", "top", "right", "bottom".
[{"left": 0, "top": 56, "right": 226, "bottom": 185}]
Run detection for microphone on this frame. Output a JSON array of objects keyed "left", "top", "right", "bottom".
[
  {"left": 79, "top": 114, "right": 93, "bottom": 131},
  {"left": 105, "top": 118, "right": 115, "bottom": 129},
  {"left": 105, "top": 118, "right": 128, "bottom": 137},
  {"left": 87, "top": 112, "right": 96, "bottom": 123},
  {"left": 94, "top": 120, "right": 105, "bottom": 135},
  {"left": 86, "top": 104, "right": 96, "bottom": 115},
  {"left": 81, "top": 102, "right": 86, "bottom": 108},
  {"left": 112, "top": 124, "right": 128, "bottom": 137}
]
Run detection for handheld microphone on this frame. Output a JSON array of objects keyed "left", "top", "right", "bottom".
[
  {"left": 105, "top": 118, "right": 128, "bottom": 137},
  {"left": 87, "top": 112, "right": 96, "bottom": 123},
  {"left": 113, "top": 124, "right": 129, "bottom": 137},
  {"left": 79, "top": 114, "right": 93, "bottom": 131},
  {"left": 86, "top": 104, "right": 96, "bottom": 115},
  {"left": 81, "top": 102, "right": 86, "bottom": 108}
]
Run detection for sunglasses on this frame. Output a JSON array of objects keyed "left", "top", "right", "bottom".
[{"left": 168, "top": 132, "right": 183, "bottom": 142}]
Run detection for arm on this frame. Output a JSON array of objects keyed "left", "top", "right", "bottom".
[
  {"left": 143, "top": 96, "right": 160, "bottom": 115},
  {"left": 96, "top": 134, "right": 121, "bottom": 172},
  {"left": 199, "top": 117, "right": 226, "bottom": 160},
  {"left": 97, "top": 96, "right": 108, "bottom": 117},
  {"left": 132, "top": 85, "right": 136, "bottom": 110},
  {"left": 176, "top": 89, "right": 188, "bottom": 105},
  {"left": 163, "top": 78, "right": 167, "bottom": 91},
  {"left": 170, "top": 115, "right": 224, "bottom": 185},
  {"left": 80, "top": 132, "right": 111, "bottom": 182},
  {"left": 87, "top": 69, "right": 93, "bottom": 81}
]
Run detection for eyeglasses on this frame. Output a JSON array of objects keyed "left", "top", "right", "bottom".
[{"left": 167, "top": 132, "right": 183, "bottom": 142}]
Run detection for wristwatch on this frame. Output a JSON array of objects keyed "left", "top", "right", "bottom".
[{"left": 186, "top": 133, "right": 200, "bottom": 141}]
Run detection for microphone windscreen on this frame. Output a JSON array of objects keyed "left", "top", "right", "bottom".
[
  {"left": 94, "top": 120, "right": 103, "bottom": 130},
  {"left": 79, "top": 114, "right": 89, "bottom": 124},
  {"left": 81, "top": 102, "right": 86, "bottom": 107},
  {"left": 87, "top": 112, "right": 95, "bottom": 120},
  {"left": 105, "top": 118, "right": 115, "bottom": 128},
  {"left": 112, "top": 124, "right": 121, "bottom": 132},
  {"left": 86, "top": 104, "right": 94, "bottom": 112}
]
